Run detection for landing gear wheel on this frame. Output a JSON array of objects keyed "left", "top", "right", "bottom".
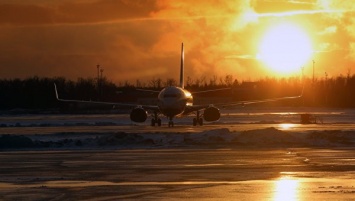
[
  {"left": 151, "top": 112, "right": 161, "bottom": 127},
  {"left": 151, "top": 118, "right": 162, "bottom": 127},
  {"left": 151, "top": 118, "right": 156, "bottom": 127},
  {"left": 193, "top": 118, "right": 197, "bottom": 126},
  {"left": 168, "top": 121, "right": 174, "bottom": 127},
  {"left": 193, "top": 110, "right": 203, "bottom": 126},
  {"left": 198, "top": 118, "right": 203, "bottom": 126}
]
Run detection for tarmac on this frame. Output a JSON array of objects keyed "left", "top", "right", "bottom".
[
  {"left": 0, "top": 147, "right": 354, "bottom": 200},
  {"left": 0, "top": 111, "right": 354, "bottom": 200}
]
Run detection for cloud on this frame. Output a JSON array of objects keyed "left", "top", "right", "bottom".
[
  {"left": 224, "top": 54, "right": 257, "bottom": 60},
  {"left": 317, "top": 25, "right": 337, "bottom": 35},
  {"left": 252, "top": 0, "right": 315, "bottom": 13},
  {"left": 0, "top": 0, "right": 354, "bottom": 82},
  {"left": 315, "top": 42, "right": 344, "bottom": 53},
  {"left": 0, "top": 0, "right": 159, "bottom": 26},
  {"left": 348, "top": 43, "right": 355, "bottom": 61},
  {"left": 0, "top": 0, "right": 319, "bottom": 81},
  {"left": 255, "top": 9, "right": 346, "bottom": 18}
]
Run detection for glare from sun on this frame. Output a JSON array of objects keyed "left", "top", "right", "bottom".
[
  {"left": 274, "top": 176, "right": 300, "bottom": 201},
  {"left": 279, "top": 123, "right": 295, "bottom": 130},
  {"left": 258, "top": 23, "right": 313, "bottom": 76}
]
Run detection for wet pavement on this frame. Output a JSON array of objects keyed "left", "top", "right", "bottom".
[
  {"left": 0, "top": 148, "right": 354, "bottom": 200},
  {"left": 0, "top": 110, "right": 354, "bottom": 200}
]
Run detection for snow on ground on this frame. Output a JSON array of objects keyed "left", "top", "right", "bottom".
[
  {"left": 1, "top": 107, "right": 355, "bottom": 127},
  {"left": 1, "top": 127, "right": 354, "bottom": 150},
  {"left": 1, "top": 108, "right": 355, "bottom": 150}
]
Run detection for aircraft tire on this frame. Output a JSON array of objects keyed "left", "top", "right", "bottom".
[
  {"left": 151, "top": 119, "right": 156, "bottom": 127},
  {"left": 157, "top": 119, "right": 162, "bottom": 126},
  {"left": 193, "top": 118, "right": 197, "bottom": 126},
  {"left": 198, "top": 118, "right": 203, "bottom": 126}
]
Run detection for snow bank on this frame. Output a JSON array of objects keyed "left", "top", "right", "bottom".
[{"left": 1, "top": 128, "right": 354, "bottom": 150}]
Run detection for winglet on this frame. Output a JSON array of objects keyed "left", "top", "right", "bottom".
[
  {"left": 54, "top": 83, "right": 59, "bottom": 100},
  {"left": 180, "top": 42, "right": 184, "bottom": 89}
]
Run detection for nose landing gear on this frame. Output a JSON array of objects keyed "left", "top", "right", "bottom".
[
  {"left": 168, "top": 116, "right": 174, "bottom": 127},
  {"left": 151, "top": 118, "right": 161, "bottom": 126}
]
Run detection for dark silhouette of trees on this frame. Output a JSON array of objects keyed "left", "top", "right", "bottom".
[
  {"left": 0, "top": 74, "right": 355, "bottom": 113},
  {"left": 0, "top": 76, "right": 59, "bottom": 110}
]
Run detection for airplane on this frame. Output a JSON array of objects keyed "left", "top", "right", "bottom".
[{"left": 54, "top": 43, "right": 303, "bottom": 127}]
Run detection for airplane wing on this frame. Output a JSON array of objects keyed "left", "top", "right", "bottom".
[
  {"left": 54, "top": 83, "right": 159, "bottom": 111},
  {"left": 216, "top": 93, "right": 302, "bottom": 108},
  {"left": 219, "top": 85, "right": 305, "bottom": 107},
  {"left": 185, "top": 85, "right": 304, "bottom": 112},
  {"left": 191, "top": 88, "right": 230, "bottom": 94},
  {"left": 135, "top": 88, "right": 161, "bottom": 93}
]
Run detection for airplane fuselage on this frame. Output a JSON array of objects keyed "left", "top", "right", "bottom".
[{"left": 157, "top": 86, "right": 193, "bottom": 118}]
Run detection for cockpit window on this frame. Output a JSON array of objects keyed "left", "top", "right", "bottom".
[{"left": 164, "top": 94, "right": 180, "bottom": 98}]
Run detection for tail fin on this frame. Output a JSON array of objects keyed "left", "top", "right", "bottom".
[{"left": 180, "top": 43, "right": 184, "bottom": 89}]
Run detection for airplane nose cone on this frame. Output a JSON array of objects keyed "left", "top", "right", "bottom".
[{"left": 161, "top": 99, "right": 175, "bottom": 108}]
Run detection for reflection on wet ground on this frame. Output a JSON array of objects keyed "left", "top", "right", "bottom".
[
  {"left": 2, "top": 123, "right": 355, "bottom": 135},
  {"left": 0, "top": 110, "right": 354, "bottom": 200},
  {"left": 0, "top": 148, "right": 354, "bottom": 200},
  {"left": 274, "top": 176, "right": 299, "bottom": 201}
]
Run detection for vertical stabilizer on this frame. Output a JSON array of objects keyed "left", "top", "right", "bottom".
[{"left": 180, "top": 43, "right": 184, "bottom": 89}]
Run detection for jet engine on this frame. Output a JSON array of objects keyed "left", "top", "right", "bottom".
[
  {"left": 203, "top": 106, "right": 220, "bottom": 122},
  {"left": 130, "top": 107, "right": 148, "bottom": 123}
]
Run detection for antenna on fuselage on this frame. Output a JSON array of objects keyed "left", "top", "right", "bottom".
[{"left": 180, "top": 42, "right": 184, "bottom": 89}]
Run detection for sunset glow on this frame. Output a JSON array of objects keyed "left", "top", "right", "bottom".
[
  {"left": 258, "top": 23, "right": 313, "bottom": 76},
  {"left": 0, "top": 1, "right": 354, "bottom": 82},
  {"left": 279, "top": 123, "right": 295, "bottom": 130}
]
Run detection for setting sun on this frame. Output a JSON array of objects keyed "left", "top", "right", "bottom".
[{"left": 258, "top": 23, "right": 313, "bottom": 76}]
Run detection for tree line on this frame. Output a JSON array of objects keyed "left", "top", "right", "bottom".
[{"left": 0, "top": 74, "right": 354, "bottom": 112}]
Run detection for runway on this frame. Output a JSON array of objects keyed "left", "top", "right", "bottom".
[
  {"left": 1, "top": 107, "right": 355, "bottom": 135},
  {"left": 0, "top": 108, "right": 355, "bottom": 200},
  {"left": 0, "top": 148, "right": 354, "bottom": 200},
  {"left": 2, "top": 123, "right": 355, "bottom": 135}
]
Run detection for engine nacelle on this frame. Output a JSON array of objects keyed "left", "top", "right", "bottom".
[
  {"left": 203, "top": 106, "right": 220, "bottom": 122},
  {"left": 130, "top": 107, "right": 148, "bottom": 123}
]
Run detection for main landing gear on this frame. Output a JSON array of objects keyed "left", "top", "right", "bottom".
[
  {"left": 150, "top": 112, "right": 174, "bottom": 127},
  {"left": 151, "top": 112, "right": 161, "bottom": 127},
  {"left": 193, "top": 110, "right": 203, "bottom": 126}
]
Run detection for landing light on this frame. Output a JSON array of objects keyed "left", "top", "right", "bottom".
[{"left": 184, "top": 91, "right": 191, "bottom": 97}]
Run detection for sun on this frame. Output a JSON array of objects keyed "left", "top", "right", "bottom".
[{"left": 257, "top": 23, "right": 313, "bottom": 76}]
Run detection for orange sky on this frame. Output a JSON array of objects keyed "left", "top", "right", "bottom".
[{"left": 0, "top": 0, "right": 354, "bottom": 83}]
